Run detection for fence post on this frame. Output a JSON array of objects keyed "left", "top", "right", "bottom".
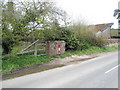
[{"left": 34, "top": 43, "right": 38, "bottom": 56}]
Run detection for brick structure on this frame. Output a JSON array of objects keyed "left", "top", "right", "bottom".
[{"left": 46, "top": 41, "right": 65, "bottom": 56}]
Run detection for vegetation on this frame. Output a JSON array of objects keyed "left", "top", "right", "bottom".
[
  {"left": 56, "top": 46, "right": 118, "bottom": 58},
  {"left": 2, "top": 1, "right": 118, "bottom": 76},
  {"left": 113, "top": 9, "right": 120, "bottom": 19},
  {"left": 2, "top": 55, "right": 53, "bottom": 74},
  {"left": 2, "top": 45, "right": 118, "bottom": 75},
  {"left": 44, "top": 23, "right": 106, "bottom": 51},
  {"left": 1, "top": 1, "right": 106, "bottom": 55},
  {"left": 2, "top": 1, "right": 68, "bottom": 54}
]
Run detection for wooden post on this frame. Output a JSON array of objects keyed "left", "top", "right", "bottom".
[{"left": 34, "top": 43, "right": 37, "bottom": 56}]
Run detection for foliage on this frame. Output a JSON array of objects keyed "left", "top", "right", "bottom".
[
  {"left": 2, "top": 45, "right": 118, "bottom": 75},
  {"left": 56, "top": 46, "right": 118, "bottom": 58},
  {"left": 10, "top": 46, "right": 22, "bottom": 54},
  {"left": 43, "top": 19, "right": 64, "bottom": 41},
  {"left": 2, "top": 27, "right": 19, "bottom": 54},
  {"left": 65, "top": 23, "right": 106, "bottom": 50},
  {"left": 43, "top": 22, "right": 106, "bottom": 51},
  {"left": 2, "top": 1, "right": 68, "bottom": 54},
  {"left": 2, "top": 55, "right": 53, "bottom": 74},
  {"left": 2, "top": 1, "right": 106, "bottom": 54},
  {"left": 113, "top": 9, "right": 120, "bottom": 19}
]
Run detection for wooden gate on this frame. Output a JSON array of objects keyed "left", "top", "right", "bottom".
[{"left": 18, "top": 39, "right": 46, "bottom": 56}]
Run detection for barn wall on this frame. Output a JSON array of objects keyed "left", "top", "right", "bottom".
[
  {"left": 101, "top": 27, "right": 111, "bottom": 39},
  {"left": 96, "top": 27, "right": 111, "bottom": 39}
]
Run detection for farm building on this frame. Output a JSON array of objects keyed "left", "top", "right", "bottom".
[{"left": 89, "top": 23, "right": 114, "bottom": 39}]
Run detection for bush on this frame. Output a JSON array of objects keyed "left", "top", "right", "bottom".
[
  {"left": 2, "top": 28, "right": 20, "bottom": 54},
  {"left": 58, "top": 28, "right": 82, "bottom": 50},
  {"left": 91, "top": 37, "right": 106, "bottom": 47},
  {"left": 69, "top": 23, "right": 106, "bottom": 48},
  {"left": 43, "top": 29, "right": 58, "bottom": 41},
  {"left": 10, "top": 46, "right": 22, "bottom": 54},
  {"left": 43, "top": 23, "right": 106, "bottom": 51},
  {"left": 64, "top": 34, "right": 80, "bottom": 50}
]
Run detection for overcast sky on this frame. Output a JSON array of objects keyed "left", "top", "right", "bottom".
[
  {"left": 7, "top": 0, "right": 120, "bottom": 28},
  {"left": 55, "top": 0, "right": 119, "bottom": 28}
]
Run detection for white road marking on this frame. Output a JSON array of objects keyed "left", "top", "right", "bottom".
[{"left": 105, "top": 64, "right": 120, "bottom": 74}]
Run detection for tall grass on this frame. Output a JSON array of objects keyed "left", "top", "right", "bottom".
[{"left": 67, "top": 23, "right": 106, "bottom": 50}]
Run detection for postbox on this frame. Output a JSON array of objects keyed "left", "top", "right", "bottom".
[{"left": 46, "top": 41, "right": 65, "bottom": 56}]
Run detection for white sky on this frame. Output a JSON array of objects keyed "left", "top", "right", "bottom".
[
  {"left": 55, "top": 0, "right": 119, "bottom": 28},
  {"left": 6, "top": 0, "right": 120, "bottom": 28}
]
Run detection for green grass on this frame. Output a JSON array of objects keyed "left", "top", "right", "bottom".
[
  {"left": 2, "top": 45, "right": 118, "bottom": 75},
  {"left": 56, "top": 46, "right": 118, "bottom": 58},
  {"left": 3, "top": 65, "right": 64, "bottom": 80},
  {"left": 2, "top": 55, "right": 54, "bottom": 74}
]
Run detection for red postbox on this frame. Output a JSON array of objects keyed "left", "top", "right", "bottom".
[
  {"left": 46, "top": 41, "right": 65, "bottom": 56},
  {"left": 58, "top": 44, "right": 61, "bottom": 52}
]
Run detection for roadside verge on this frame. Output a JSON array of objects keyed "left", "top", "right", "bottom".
[{"left": 2, "top": 45, "right": 119, "bottom": 80}]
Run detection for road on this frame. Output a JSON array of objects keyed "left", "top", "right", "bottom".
[{"left": 2, "top": 51, "right": 118, "bottom": 88}]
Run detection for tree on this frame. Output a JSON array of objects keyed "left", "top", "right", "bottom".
[
  {"left": 114, "top": 9, "right": 120, "bottom": 29},
  {"left": 113, "top": 9, "right": 120, "bottom": 19},
  {"left": 2, "top": 2, "right": 20, "bottom": 54},
  {"left": 2, "top": 1, "right": 69, "bottom": 54}
]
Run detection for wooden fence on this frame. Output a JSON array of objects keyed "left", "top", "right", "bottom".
[{"left": 17, "top": 39, "right": 46, "bottom": 56}]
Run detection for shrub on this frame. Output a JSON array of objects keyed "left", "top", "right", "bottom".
[
  {"left": 2, "top": 28, "right": 20, "bottom": 54},
  {"left": 43, "top": 23, "right": 106, "bottom": 51},
  {"left": 92, "top": 37, "right": 106, "bottom": 47},
  {"left": 64, "top": 34, "right": 80, "bottom": 50},
  {"left": 69, "top": 23, "right": 106, "bottom": 48},
  {"left": 10, "top": 46, "right": 22, "bottom": 54},
  {"left": 58, "top": 28, "right": 81, "bottom": 50}
]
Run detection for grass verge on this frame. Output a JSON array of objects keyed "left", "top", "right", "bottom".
[
  {"left": 2, "top": 45, "right": 118, "bottom": 75},
  {"left": 55, "top": 45, "right": 119, "bottom": 58},
  {"left": 3, "top": 64, "right": 64, "bottom": 80},
  {"left": 2, "top": 55, "right": 54, "bottom": 74}
]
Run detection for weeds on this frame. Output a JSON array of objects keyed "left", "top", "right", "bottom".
[
  {"left": 2, "top": 55, "right": 53, "bottom": 74},
  {"left": 2, "top": 45, "right": 118, "bottom": 75}
]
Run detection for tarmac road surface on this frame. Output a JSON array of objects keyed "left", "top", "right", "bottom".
[{"left": 2, "top": 51, "right": 119, "bottom": 88}]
